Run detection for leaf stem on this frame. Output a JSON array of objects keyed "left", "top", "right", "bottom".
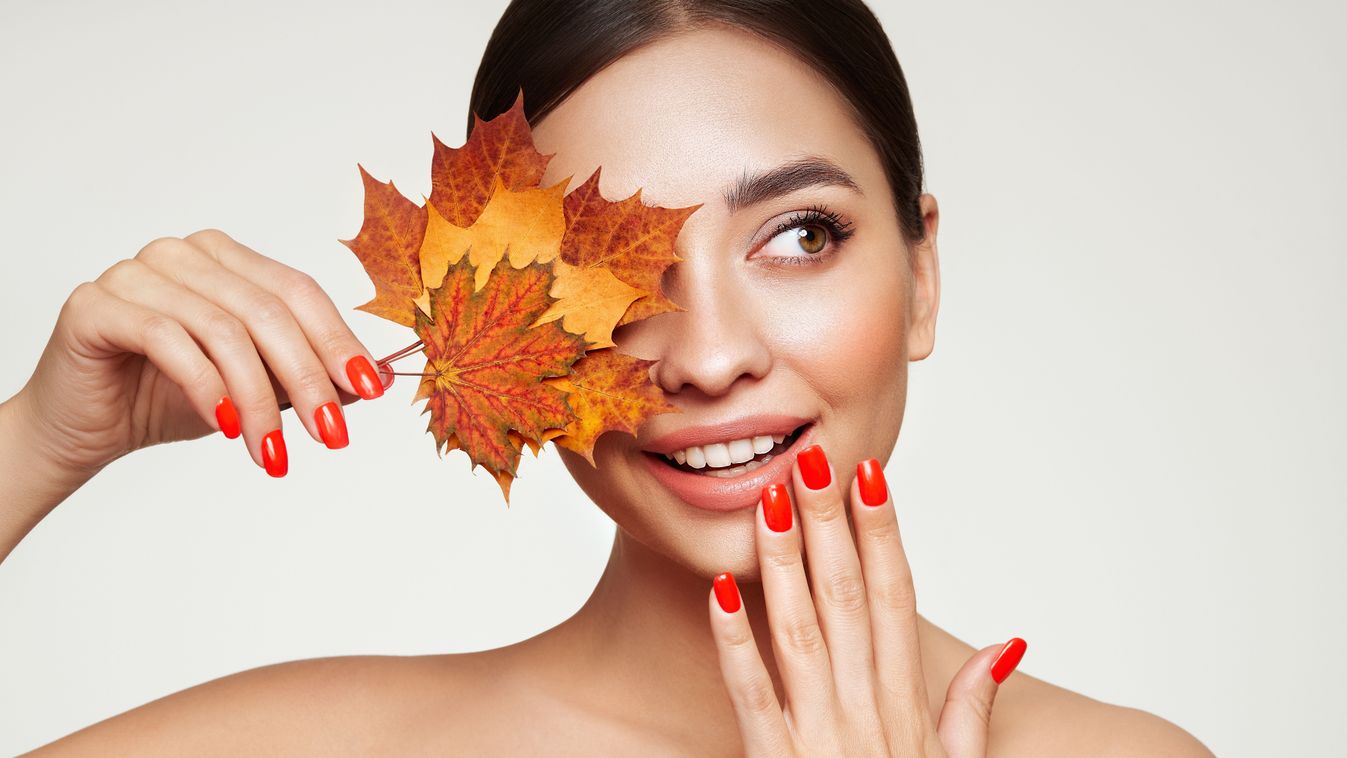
[{"left": 375, "top": 339, "right": 426, "bottom": 368}]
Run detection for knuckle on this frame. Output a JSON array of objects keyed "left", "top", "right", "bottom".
[
  {"left": 873, "top": 577, "right": 917, "bottom": 616},
  {"left": 778, "top": 617, "right": 826, "bottom": 657},
  {"left": 250, "top": 293, "right": 293, "bottom": 326},
  {"left": 65, "top": 281, "right": 102, "bottom": 313},
  {"left": 805, "top": 497, "right": 847, "bottom": 525},
  {"left": 822, "top": 572, "right": 868, "bottom": 614},
  {"left": 184, "top": 228, "right": 231, "bottom": 247},
  {"left": 240, "top": 391, "right": 279, "bottom": 420},
  {"left": 735, "top": 677, "right": 779, "bottom": 715},
  {"left": 135, "top": 236, "right": 189, "bottom": 264},
  {"left": 281, "top": 268, "right": 323, "bottom": 300},
  {"left": 96, "top": 258, "right": 141, "bottom": 288},
  {"left": 186, "top": 357, "right": 219, "bottom": 391},
  {"left": 763, "top": 549, "right": 802, "bottom": 571},
  {"left": 721, "top": 624, "right": 754, "bottom": 654},
  {"left": 202, "top": 309, "right": 249, "bottom": 344},
  {"left": 289, "top": 365, "right": 333, "bottom": 398},
  {"left": 863, "top": 514, "right": 902, "bottom": 546},
  {"left": 139, "top": 313, "right": 180, "bottom": 343}
]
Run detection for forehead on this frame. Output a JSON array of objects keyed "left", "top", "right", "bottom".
[{"left": 529, "top": 24, "right": 882, "bottom": 210}]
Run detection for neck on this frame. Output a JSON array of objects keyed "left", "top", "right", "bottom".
[
  {"left": 533, "top": 525, "right": 952, "bottom": 736},
  {"left": 530, "top": 528, "right": 792, "bottom": 735}
]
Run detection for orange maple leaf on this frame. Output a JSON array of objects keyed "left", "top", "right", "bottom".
[
  {"left": 339, "top": 165, "right": 427, "bottom": 328},
  {"left": 428, "top": 90, "right": 553, "bottom": 228},
  {"left": 544, "top": 349, "right": 680, "bottom": 467},
  {"left": 413, "top": 254, "right": 588, "bottom": 501},
  {"left": 560, "top": 166, "right": 702, "bottom": 326},
  {"left": 345, "top": 87, "right": 700, "bottom": 503}
]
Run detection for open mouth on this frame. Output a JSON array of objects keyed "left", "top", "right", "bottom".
[{"left": 643, "top": 420, "right": 808, "bottom": 479}]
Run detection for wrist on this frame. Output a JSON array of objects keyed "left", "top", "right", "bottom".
[{"left": 0, "top": 388, "right": 99, "bottom": 515}]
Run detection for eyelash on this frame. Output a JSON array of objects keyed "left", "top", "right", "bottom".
[{"left": 758, "top": 204, "right": 857, "bottom": 267}]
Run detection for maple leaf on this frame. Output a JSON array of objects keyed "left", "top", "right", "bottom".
[
  {"left": 428, "top": 90, "right": 553, "bottom": 227},
  {"left": 560, "top": 166, "right": 702, "bottom": 326},
  {"left": 417, "top": 176, "right": 568, "bottom": 308},
  {"left": 344, "top": 87, "right": 701, "bottom": 503},
  {"left": 338, "top": 165, "right": 427, "bottom": 327},
  {"left": 544, "top": 349, "right": 680, "bottom": 467},
  {"left": 413, "top": 253, "right": 587, "bottom": 501},
  {"left": 531, "top": 259, "right": 644, "bottom": 350}
]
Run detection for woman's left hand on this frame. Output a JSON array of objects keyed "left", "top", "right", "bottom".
[{"left": 708, "top": 443, "right": 1027, "bottom": 757}]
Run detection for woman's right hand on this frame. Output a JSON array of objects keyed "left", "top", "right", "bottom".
[{"left": 10, "top": 228, "right": 394, "bottom": 483}]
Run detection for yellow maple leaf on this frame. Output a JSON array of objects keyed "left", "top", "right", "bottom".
[
  {"left": 531, "top": 259, "right": 645, "bottom": 349},
  {"left": 416, "top": 175, "right": 568, "bottom": 315}
]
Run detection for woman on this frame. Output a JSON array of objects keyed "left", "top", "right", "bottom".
[{"left": 2, "top": 0, "right": 1215, "bottom": 755}]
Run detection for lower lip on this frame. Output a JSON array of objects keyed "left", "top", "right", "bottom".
[{"left": 640, "top": 423, "right": 816, "bottom": 512}]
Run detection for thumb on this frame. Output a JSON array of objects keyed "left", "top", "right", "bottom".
[{"left": 936, "top": 637, "right": 1027, "bottom": 758}]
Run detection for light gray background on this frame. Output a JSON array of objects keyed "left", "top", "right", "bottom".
[{"left": 1, "top": 1, "right": 1343, "bottom": 755}]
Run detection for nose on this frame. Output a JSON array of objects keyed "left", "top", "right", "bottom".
[{"left": 638, "top": 255, "right": 773, "bottom": 398}]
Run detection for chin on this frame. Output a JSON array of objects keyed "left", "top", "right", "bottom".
[{"left": 559, "top": 442, "right": 770, "bottom": 580}]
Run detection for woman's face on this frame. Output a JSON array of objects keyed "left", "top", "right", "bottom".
[{"left": 531, "top": 24, "right": 940, "bottom": 579}]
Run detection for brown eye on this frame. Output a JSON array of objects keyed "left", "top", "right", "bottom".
[{"left": 793, "top": 224, "right": 827, "bottom": 254}]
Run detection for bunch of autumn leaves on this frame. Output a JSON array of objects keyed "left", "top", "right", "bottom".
[{"left": 340, "top": 91, "right": 695, "bottom": 502}]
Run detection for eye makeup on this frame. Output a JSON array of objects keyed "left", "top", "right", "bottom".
[{"left": 754, "top": 203, "right": 856, "bottom": 267}]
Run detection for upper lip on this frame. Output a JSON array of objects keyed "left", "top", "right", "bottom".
[{"left": 639, "top": 414, "right": 813, "bottom": 456}]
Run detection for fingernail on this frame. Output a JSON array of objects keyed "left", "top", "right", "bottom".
[
  {"left": 215, "top": 396, "right": 241, "bottom": 439},
  {"left": 314, "top": 401, "right": 349, "bottom": 449},
  {"left": 797, "top": 444, "right": 831, "bottom": 489},
  {"left": 762, "top": 483, "right": 792, "bottom": 532},
  {"left": 378, "top": 362, "right": 395, "bottom": 389},
  {"left": 345, "top": 355, "right": 384, "bottom": 400},
  {"left": 262, "top": 429, "right": 288, "bottom": 477},
  {"left": 990, "top": 637, "right": 1027, "bottom": 683},
  {"left": 713, "top": 572, "right": 741, "bottom": 614},
  {"left": 857, "top": 458, "right": 888, "bottom": 506}
]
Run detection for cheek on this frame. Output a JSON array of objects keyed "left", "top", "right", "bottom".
[{"left": 764, "top": 264, "right": 908, "bottom": 400}]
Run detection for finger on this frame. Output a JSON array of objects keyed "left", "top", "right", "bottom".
[
  {"left": 756, "top": 482, "right": 836, "bottom": 729},
  {"left": 134, "top": 237, "right": 344, "bottom": 451},
  {"left": 185, "top": 229, "right": 387, "bottom": 402},
  {"left": 708, "top": 572, "right": 792, "bottom": 757},
  {"left": 63, "top": 281, "right": 230, "bottom": 443},
  {"left": 937, "top": 638, "right": 1026, "bottom": 758},
  {"left": 96, "top": 259, "right": 288, "bottom": 469},
  {"left": 850, "top": 458, "right": 928, "bottom": 717},
  {"left": 790, "top": 445, "right": 881, "bottom": 720}
]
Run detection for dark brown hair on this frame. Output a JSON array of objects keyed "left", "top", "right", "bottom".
[{"left": 469, "top": 0, "right": 927, "bottom": 249}]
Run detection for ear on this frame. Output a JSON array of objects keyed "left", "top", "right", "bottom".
[{"left": 906, "top": 193, "right": 941, "bottom": 362}]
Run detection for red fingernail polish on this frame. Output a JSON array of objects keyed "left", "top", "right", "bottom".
[
  {"left": 990, "top": 637, "right": 1027, "bottom": 683},
  {"left": 378, "top": 362, "right": 395, "bottom": 389},
  {"left": 857, "top": 458, "right": 888, "bottom": 506},
  {"left": 314, "top": 401, "right": 348, "bottom": 449},
  {"left": 215, "top": 396, "right": 241, "bottom": 439},
  {"left": 262, "top": 429, "right": 288, "bottom": 477},
  {"left": 762, "top": 483, "right": 792, "bottom": 532},
  {"left": 797, "top": 444, "right": 830, "bottom": 489},
  {"left": 713, "top": 572, "right": 741, "bottom": 614},
  {"left": 345, "top": 355, "right": 384, "bottom": 400}
]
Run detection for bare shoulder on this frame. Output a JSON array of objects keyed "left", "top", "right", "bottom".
[
  {"left": 987, "top": 672, "right": 1215, "bottom": 758},
  {"left": 19, "top": 653, "right": 485, "bottom": 757}
]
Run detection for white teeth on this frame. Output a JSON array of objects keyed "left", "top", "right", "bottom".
[
  {"left": 703, "top": 442, "right": 731, "bottom": 468},
  {"left": 660, "top": 427, "right": 802, "bottom": 471},
  {"left": 685, "top": 445, "right": 706, "bottom": 469},
  {"left": 700, "top": 455, "right": 772, "bottom": 478},
  {"left": 727, "top": 438, "right": 755, "bottom": 464}
]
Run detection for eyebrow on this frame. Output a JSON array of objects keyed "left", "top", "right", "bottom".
[{"left": 722, "top": 156, "right": 863, "bottom": 213}]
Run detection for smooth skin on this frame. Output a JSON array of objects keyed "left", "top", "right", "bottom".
[{"left": 1, "top": 22, "right": 1214, "bottom": 758}]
